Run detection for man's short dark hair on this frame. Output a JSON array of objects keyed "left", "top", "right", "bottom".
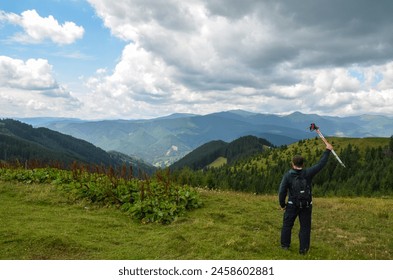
[{"left": 292, "top": 155, "right": 304, "bottom": 167}]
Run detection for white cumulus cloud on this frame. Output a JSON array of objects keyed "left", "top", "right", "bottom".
[
  {"left": 0, "top": 9, "right": 84, "bottom": 45},
  {"left": 0, "top": 56, "right": 81, "bottom": 117},
  {"left": 0, "top": 56, "right": 57, "bottom": 90}
]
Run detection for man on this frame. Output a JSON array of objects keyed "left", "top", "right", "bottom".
[{"left": 278, "top": 141, "right": 332, "bottom": 254}]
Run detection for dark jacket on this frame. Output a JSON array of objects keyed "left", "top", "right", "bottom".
[{"left": 278, "top": 150, "right": 331, "bottom": 208}]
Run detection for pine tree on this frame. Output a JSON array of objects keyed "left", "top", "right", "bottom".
[{"left": 389, "top": 135, "right": 393, "bottom": 153}]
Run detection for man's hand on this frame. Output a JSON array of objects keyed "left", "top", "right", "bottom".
[{"left": 326, "top": 142, "right": 333, "bottom": 150}]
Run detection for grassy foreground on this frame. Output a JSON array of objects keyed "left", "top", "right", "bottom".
[{"left": 0, "top": 182, "right": 391, "bottom": 260}]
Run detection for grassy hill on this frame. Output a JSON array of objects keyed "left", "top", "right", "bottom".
[
  {"left": 208, "top": 156, "right": 227, "bottom": 168},
  {"left": 250, "top": 137, "right": 390, "bottom": 169},
  {"left": 1, "top": 135, "right": 391, "bottom": 260},
  {"left": 0, "top": 181, "right": 391, "bottom": 260}
]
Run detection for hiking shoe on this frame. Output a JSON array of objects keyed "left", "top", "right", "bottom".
[
  {"left": 281, "top": 246, "right": 289, "bottom": 250},
  {"left": 299, "top": 249, "right": 308, "bottom": 255}
]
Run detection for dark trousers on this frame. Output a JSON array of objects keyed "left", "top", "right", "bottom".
[{"left": 280, "top": 205, "right": 312, "bottom": 251}]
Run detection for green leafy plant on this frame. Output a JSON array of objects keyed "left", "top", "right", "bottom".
[{"left": 0, "top": 166, "right": 202, "bottom": 224}]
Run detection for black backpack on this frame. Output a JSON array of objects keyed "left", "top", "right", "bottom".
[{"left": 291, "top": 172, "right": 311, "bottom": 208}]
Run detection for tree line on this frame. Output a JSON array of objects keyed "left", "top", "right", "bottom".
[{"left": 171, "top": 136, "right": 393, "bottom": 197}]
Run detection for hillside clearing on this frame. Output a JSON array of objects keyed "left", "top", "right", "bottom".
[{"left": 1, "top": 182, "right": 391, "bottom": 260}]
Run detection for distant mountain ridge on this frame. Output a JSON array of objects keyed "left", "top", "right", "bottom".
[{"left": 17, "top": 110, "right": 393, "bottom": 167}]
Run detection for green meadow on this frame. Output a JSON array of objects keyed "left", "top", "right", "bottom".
[{"left": 1, "top": 182, "right": 391, "bottom": 260}]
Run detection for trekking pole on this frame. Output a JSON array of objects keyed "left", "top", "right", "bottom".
[{"left": 310, "top": 123, "right": 346, "bottom": 168}]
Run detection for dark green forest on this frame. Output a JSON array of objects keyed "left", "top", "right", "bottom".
[{"left": 171, "top": 137, "right": 393, "bottom": 197}]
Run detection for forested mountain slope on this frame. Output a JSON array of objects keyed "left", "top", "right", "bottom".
[
  {"left": 170, "top": 135, "right": 273, "bottom": 170},
  {"left": 0, "top": 119, "right": 155, "bottom": 174},
  {"left": 172, "top": 137, "right": 393, "bottom": 196}
]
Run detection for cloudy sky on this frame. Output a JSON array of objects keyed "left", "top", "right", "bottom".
[{"left": 1, "top": 0, "right": 393, "bottom": 120}]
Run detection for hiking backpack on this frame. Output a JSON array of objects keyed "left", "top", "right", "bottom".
[{"left": 291, "top": 172, "right": 311, "bottom": 208}]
